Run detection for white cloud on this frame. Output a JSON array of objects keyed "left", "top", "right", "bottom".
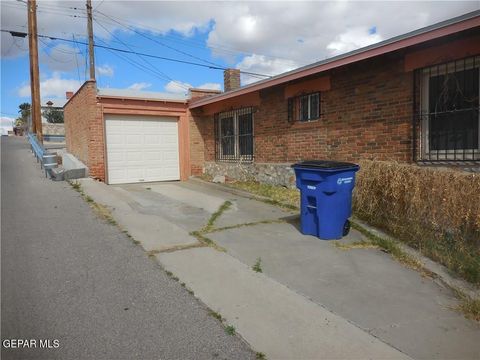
[
  {"left": 97, "top": 64, "right": 114, "bottom": 77},
  {"left": 165, "top": 80, "right": 191, "bottom": 94},
  {"left": 237, "top": 54, "right": 299, "bottom": 85},
  {"left": 39, "top": 43, "right": 85, "bottom": 73},
  {"left": 1, "top": 117, "right": 15, "bottom": 135},
  {"left": 18, "top": 73, "right": 81, "bottom": 99},
  {"left": 197, "top": 82, "right": 221, "bottom": 91},
  {"left": 326, "top": 27, "right": 383, "bottom": 56},
  {"left": 2, "top": 1, "right": 479, "bottom": 87},
  {"left": 128, "top": 82, "right": 151, "bottom": 91}
]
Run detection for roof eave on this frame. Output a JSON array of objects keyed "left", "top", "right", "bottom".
[{"left": 96, "top": 94, "right": 187, "bottom": 104}]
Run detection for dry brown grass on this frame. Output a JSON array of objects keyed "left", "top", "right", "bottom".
[
  {"left": 353, "top": 160, "right": 480, "bottom": 284},
  {"left": 227, "top": 181, "right": 300, "bottom": 209}
]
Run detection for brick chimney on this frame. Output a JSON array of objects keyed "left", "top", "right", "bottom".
[
  {"left": 66, "top": 91, "right": 74, "bottom": 100},
  {"left": 224, "top": 69, "right": 241, "bottom": 92}
]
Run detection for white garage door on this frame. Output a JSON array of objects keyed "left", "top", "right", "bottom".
[{"left": 105, "top": 115, "right": 180, "bottom": 184}]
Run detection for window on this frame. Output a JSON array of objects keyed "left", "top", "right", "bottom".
[
  {"left": 214, "top": 107, "right": 254, "bottom": 161},
  {"left": 414, "top": 56, "right": 479, "bottom": 161},
  {"left": 288, "top": 92, "right": 320, "bottom": 122}
]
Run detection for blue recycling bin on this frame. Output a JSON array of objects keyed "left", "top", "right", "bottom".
[{"left": 292, "top": 160, "right": 360, "bottom": 240}]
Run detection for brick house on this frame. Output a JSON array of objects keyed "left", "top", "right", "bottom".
[
  {"left": 189, "top": 11, "right": 480, "bottom": 186},
  {"left": 64, "top": 11, "right": 479, "bottom": 186}
]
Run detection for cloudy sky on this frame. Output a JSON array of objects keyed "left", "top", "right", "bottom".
[{"left": 1, "top": 0, "right": 479, "bottom": 128}]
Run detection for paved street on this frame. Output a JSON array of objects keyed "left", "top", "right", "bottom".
[{"left": 1, "top": 136, "right": 255, "bottom": 360}]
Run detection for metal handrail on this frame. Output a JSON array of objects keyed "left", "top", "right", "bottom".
[{"left": 27, "top": 133, "right": 58, "bottom": 177}]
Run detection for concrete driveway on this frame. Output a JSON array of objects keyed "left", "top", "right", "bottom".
[{"left": 79, "top": 178, "right": 480, "bottom": 360}]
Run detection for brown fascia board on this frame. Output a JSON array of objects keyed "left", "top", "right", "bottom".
[
  {"left": 62, "top": 79, "right": 96, "bottom": 109},
  {"left": 189, "top": 10, "right": 480, "bottom": 109}
]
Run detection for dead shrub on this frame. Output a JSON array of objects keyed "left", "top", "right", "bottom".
[{"left": 353, "top": 160, "right": 480, "bottom": 284}]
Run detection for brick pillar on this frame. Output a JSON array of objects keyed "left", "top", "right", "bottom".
[{"left": 224, "top": 69, "right": 241, "bottom": 92}]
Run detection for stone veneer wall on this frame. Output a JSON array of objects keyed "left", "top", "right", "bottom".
[{"left": 204, "top": 161, "right": 296, "bottom": 188}]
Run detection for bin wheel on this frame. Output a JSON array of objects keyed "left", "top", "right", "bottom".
[{"left": 343, "top": 220, "right": 351, "bottom": 237}]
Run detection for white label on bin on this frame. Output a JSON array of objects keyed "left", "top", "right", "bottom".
[
  {"left": 307, "top": 185, "right": 316, "bottom": 190},
  {"left": 337, "top": 177, "right": 353, "bottom": 185}
]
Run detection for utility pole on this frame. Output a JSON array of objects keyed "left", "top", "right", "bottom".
[
  {"left": 27, "top": 0, "right": 42, "bottom": 141},
  {"left": 86, "top": 0, "right": 95, "bottom": 80}
]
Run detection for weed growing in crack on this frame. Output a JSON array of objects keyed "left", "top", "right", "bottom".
[
  {"left": 146, "top": 250, "right": 160, "bottom": 258},
  {"left": 68, "top": 181, "right": 118, "bottom": 227},
  {"left": 70, "top": 181, "right": 81, "bottom": 192},
  {"left": 256, "top": 352, "right": 266, "bottom": 359},
  {"left": 190, "top": 231, "right": 226, "bottom": 252},
  {"left": 225, "top": 325, "right": 236, "bottom": 335},
  {"left": 333, "top": 240, "right": 379, "bottom": 250},
  {"left": 202, "top": 201, "right": 232, "bottom": 232},
  {"left": 252, "top": 258, "right": 263, "bottom": 273},
  {"left": 351, "top": 222, "right": 424, "bottom": 272},
  {"left": 209, "top": 219, "right": 286, "bottom": 233},
  {"left": 208, "top": 310, "right": 223, "bottom": 321}
]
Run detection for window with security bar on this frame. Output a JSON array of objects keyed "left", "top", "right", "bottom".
[
  {"left": 214, "top": 107, "right": 254, "bottom": 161},
  {"left": 413, "top": 55, "right": 479, "bottom": 162},
  {"left": 288, "top": 92, "right": 321, "bottom": 122}
]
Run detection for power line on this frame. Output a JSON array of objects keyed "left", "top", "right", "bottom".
[
  {"left": 94, "top": 35, "right": 182, "bottom": 87},
  {"left": 72, "top": 35, "right": 81, "bottom": 83},
  {"left": 95, "top": 10, "right": 224, "bottom": 69},
  {"left": 91, "top": 8, "right": 303, "bottom": 68},
  {"left": 1, "top": 29, "right": 271, "bottom": 78},
  {"left": 93, "top": 18, "right": 189, "bottom": 90},
  {"left": 8, "top": 2, "right": 297, "bottom": 75},
  {"left": 38, "top": 38, "right": 75, "bottom": 63}
]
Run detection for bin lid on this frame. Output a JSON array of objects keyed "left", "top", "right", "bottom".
[{"left": 291, "top": 160, "right": 359, "bottom": 171}]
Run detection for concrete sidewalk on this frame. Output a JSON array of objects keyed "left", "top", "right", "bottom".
[{"left": 78, "top": 178, "right": 480, "bottom": 360}]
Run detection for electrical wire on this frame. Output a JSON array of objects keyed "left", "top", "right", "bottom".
[
  {"left": 7, "top": 2, "right": 296, "bottom": 76},
  {"left": 1, "top": 29, "right": 271, "bottom": 78},
  {"left": 90, "top": 7, "right": 303, "bottom": 68},
  {"left": 38, "top": 38, "right": 74, "bottom": 63},
  {"left": 93, "top": 18, "right": 189, "bottom": 90},
  {"left": 71, "top": 35, "right": 81, "bottom": 83},
  {"left": 95, "top": 10, "right": 224, "bottom": 69},
  {"left": 94, "top": 35, "right": 181, "bottom": 87}
]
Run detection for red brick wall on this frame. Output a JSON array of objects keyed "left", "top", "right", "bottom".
[
  {"left": 188, "top": 89, "right": 221, "bottom": 175},
  {"left": 64, "top": 80, "right": 96, "bottom": 167},
  {"left": 88, "top": 102, "right": 105, "bottom": 181},
  {"left": 64, "top": 80, "right": 105, "bottom": 181},
  {"left": 189, "top": 110, "right": 210, "bottom": 175},
  {"left": 191, "top": 54, "right": 413, "bottom": 170}
]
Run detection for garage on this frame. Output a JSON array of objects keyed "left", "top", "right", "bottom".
[
  {"left": 64, "top": 84, "right": 209, "bottom": 183},
  {"left": 105, "top": 115, "right": 180, "bottom": 184}
]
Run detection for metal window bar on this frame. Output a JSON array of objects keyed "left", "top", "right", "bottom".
[
  {"left": 288, "top": 92, "right": 322, "bottom": 122},
  {"left": 215, "top": 107, "right": 254, "bottom": 162},
  {"left": 413, "top": 55, "right": 480, "bottom": 163}
]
